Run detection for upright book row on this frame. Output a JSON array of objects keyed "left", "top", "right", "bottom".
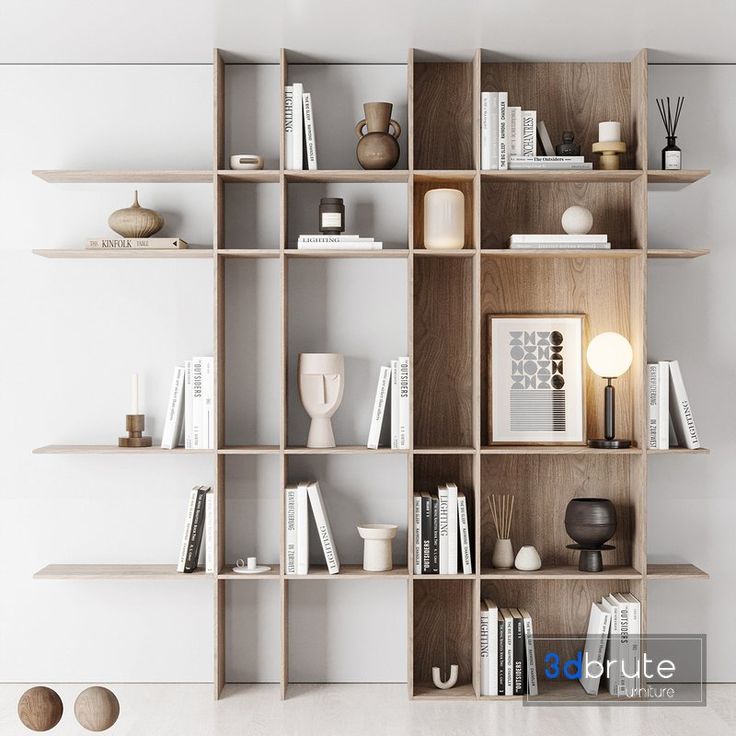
[
  {"left": 648, "top": 359, "right": 701, "bottom": 450},
  {"left": 367, "top": 357, "right": 410, "bottom": 450},
  {"left": 284, "top": 83, "right": 319, "bottom": 170}
]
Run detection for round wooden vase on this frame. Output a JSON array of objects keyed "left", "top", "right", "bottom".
[
  {"left": 355, "top": 102, "right": 401, "bottom": 170},
  {"left": 108, "top": 190, "right": 164, "bottom": 238}
]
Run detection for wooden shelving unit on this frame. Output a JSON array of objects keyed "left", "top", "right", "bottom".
[{"left": 32, "top": 47, "right": 710, "bottom": 703}]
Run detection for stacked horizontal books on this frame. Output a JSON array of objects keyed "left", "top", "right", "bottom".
[
  {"left": 297, "top": 234, "right": 383, "bottom": 251},
  {"left": 367, "top": 357, "right": 410, "bottom": 449},
  {"left": 413, "top": 483, "right": 473, "bottom": 575},
  {"left": 161, "top": 357, "right": 215, "bottom": 450},
  {"left": 86, "top": 238, "right": 187, "bottom": 250},
  {"left": 509, "top": 234, "right": 611, "bottom": 251},
  {"left": 480, "top": 601, "right": 538, "bottom": 696},
  {"left": 177, "top": 485, "right": 214, "bottom": 573},
  {"left": 285, "top": 480, "right": 340, "bottom": 575},
  {"left": 648, "top": 359, "right": 701, "bottom": 449},
  {"left": 284, "top": 82, "right": 319, "bottom": 170},
  {"left": 480, "top": 91, "right": 591, "bottom": 171}
]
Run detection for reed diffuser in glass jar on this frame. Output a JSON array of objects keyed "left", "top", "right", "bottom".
[{"left": 656, "top": 96, "right": 684, "bottom": 170}]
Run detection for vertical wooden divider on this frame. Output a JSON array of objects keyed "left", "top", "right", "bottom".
[
  {"left": 406, "top": 47, "right": 415, "bottom": 698},
  {"left": 470, "top": 48, "right": 482, "bottom": 699},
  {"left": 278, "top": 47, "right": 289, "bottom": 701},
  {"left": 212, "top": 48, "right": 226, "bottom": 699}
]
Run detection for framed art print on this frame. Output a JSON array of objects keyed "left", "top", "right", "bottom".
[{"left": 488, "top": 314, "right": 585, "bottom": 444}]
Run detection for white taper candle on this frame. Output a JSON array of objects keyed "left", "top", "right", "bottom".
[{"left": 131, "top": 373, "right": 139, "bottom": 414}]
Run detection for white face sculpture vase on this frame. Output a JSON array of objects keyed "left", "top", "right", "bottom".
[{"left": 298, "top": 353, "right": 345, "bottom": 448}]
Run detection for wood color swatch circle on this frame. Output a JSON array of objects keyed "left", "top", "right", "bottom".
[
  {"left": 17, "top": 686, "right": 63, "bottom": 731},
  {"left": 74, "top": 687, "right": 120, "bottom": 732}
]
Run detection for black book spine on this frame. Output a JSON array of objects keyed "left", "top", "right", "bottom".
[
  {"left": 184, "top": 488, "right": 207, "bottom": 572},
  {"left": 421, "top": 495, "right": 432, "bottom": 574},
  {"left": 513, "top": 614, "right": 526, "bottom": 695},
  {"left": 431, "top": 496, "right": 440, "bottom": 574},
  {"left": 497, "top": 617, "right": 505, "bottom": 695}
]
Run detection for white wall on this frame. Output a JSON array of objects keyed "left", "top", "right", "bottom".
[{"left": 1, "top": 60, "right": 734, "bottom": 685}]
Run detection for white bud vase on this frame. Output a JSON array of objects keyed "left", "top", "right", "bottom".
[
  {"left": 492, "top": 538, "right": 514, "bottom": 569},
  {"left": 514, "top": 545, "right": 542, "bottom": 571}
]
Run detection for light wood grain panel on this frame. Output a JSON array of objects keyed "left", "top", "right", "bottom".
[
  {"left": 481, "top": 62, "right": 633, "bottom": 168},
  {"left": 647, "top": 563, "right": 709, "bottom": 579},
  {"left": 284, "top": 170, "right": 408, "bottom": 183},
  {"left": 480, "top": 565, "right": 641, "bottom": 580},
  {"left": 214, "top": 49, "right": 225, "bottom": 170},
  {"left": 480, "top": 445, "right": 641, "bottom": 455},
  {"left": 413, "top": 580, "right": 474, "bottom": 694},
  {"left": 481, "top": 170, "right": 643, "bottom": 183},
  {"left": 647, "top": 249, "right": 710, "bottom": 259},
  {"left": 33, "top": 564, "right": 210, "bottom": 579},
  {"left": 647, "top": 169, "right": 710, "bottom": 184},
  {"left": 480, "top": 455, "right": 636, "bottom": 571},
  {"left": 33, "top": 445, "right": 213, "bottom": 455},
  {"left": 480, "top": 249, "right": 641, "bottom": 259},
  {"left": 630, "top": 50, "right": 648, "bottom": 172},
  {"left": 32, "top": 170, "right": 212, "bottom": 183},
  {"left": 413, "top": 63, "right": 474, "bottom": 170},
  {"left": 647, "top": 447, "right": 710, "bottom": 455},
  {"left": 413, "top": 258, "right": 473, "bottom": 447},
  {"left": 33, "top": 249, "right": 213, "bottom": 259},
  {"left": 218, "top": 170, "right": 280, "bottom": 183}
]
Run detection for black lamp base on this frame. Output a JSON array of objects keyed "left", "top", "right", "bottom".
[{"left": 588, "top": 438, "right": 632, "bottom": 449}]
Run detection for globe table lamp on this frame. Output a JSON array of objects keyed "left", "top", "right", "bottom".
[{"left": 586, "top": 332, "right": 633, "bottom": 449}]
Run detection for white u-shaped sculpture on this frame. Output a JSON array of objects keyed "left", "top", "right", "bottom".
[{"left": 432, "top": 664, "right": 459, "bottom": 690}]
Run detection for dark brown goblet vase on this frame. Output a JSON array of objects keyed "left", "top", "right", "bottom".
[{"left": 564, "top": 498, "right": 617, "bottom": 572}]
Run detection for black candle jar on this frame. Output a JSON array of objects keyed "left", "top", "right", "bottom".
[{"left": 319, "top": 197, "right": 345, "bottom": 235}]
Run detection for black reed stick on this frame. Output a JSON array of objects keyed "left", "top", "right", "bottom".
[{"left": 656, "top": 96, "right": 685, "bottom": 137}]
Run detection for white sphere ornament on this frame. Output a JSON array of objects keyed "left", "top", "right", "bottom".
[
  {"left": 586, "top": 332, "right": 633, "bottom": 378},
  {"left": 514, "top": 545, "right": 542, "bottom": 571},
  {"left": 561, "top": 205, "right": 593, "bottom": 235}
]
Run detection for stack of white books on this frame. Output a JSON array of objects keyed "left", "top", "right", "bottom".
[
  {"left": 285, "top": 480, "right": 340, "bottom": 575},
  {"left": 161, "top": 357, "right": 215, "bottom": 449},
  {"left": 284, "top": 82, "right": 319, "bottom": 170},
  {"left": 648, "top": 359, "right": 700, "bottom": 449},
  {"left": 297, "top": 234, "right": 383, "bottom": 251},
  {"left": 367, "top": 357, "right": 410, "bottom": 449},
  {"left": 509, "top": 234, "right": 611, "bottom": 250}
]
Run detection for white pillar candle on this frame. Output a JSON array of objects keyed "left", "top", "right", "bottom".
[
  {"left": 131, "top": 373, "right": 139, "bottom": 415},
  {"left": 598, "top": 121, "right": 621, "bottom": 143},
  {"left": 424, "top": 188, "right": 465, "bottom": 250}
]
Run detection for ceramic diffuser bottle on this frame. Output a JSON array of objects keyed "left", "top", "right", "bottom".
[{"left": 488, "top": 494, "right": 515, "bottom": 569}]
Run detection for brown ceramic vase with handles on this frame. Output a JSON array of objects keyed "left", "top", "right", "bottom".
[{"left": 355, "top": 102, "right": 401, "bottom": 170}]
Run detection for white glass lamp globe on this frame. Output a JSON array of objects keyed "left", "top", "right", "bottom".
[{"left": 586, "top": 332, "right": 633, "bottom": 378}]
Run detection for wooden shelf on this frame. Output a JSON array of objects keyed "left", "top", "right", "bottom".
[
  {"left": 284, "top": 249, "right": 409, "bottom": 259},
  {"left": 286, "top": 565, "right": 409, "bottom": 579},
  {"left": 413, "top": 447, "right": 476, "bottom": 455},
  {"left": 412, "top": 683, "right": 477, "bottom": 700},
  {"left": 33, "top": 248, "right": 213, "bottom": 259},
  {"left": 217, "top": 249, "right": 280, "bottom": 258},
  {"left": 217, "top": 445, "right": 280, "bottom": 455},
  {"left": 647, "top": 447, "right": 710, "bottom": 455},
  {"left": 479, "top": 566, "right": 642, "bottom": 580},
  {"left": 285, "top": 170, "right": 409, "bottom": 183},
  {"left": 647, "top": 248, "right": 710, "bottom": 259},
  {"left": 647, "top": 563, "right": 709, "bottom": 580},
  {"left": 414, "top": 170, "right": 476, "bottom": 182},
  {"left": 284, "top": 445, "right": 408, "bottom": 455},
  {"left": 647, "top": 169, "right": 710, "bottom": 184},
  {"left": 33, "top": 444, "right": 213, "bottom": 455},
  {"left": 34, "top": 564, "right": 210, "bottom": 579},
  {"left": 217, "top": 170, "right": 280, "bottom": 182},
  {"left": 32, "top": 170, "right": 213, "bottom": 183},
  {"left": 481, "top": 169, "right": 644, "bottom": 182},
  {"left": 480, "top": 445, "right": 642, "bottom": 455},
  {"left": 481, "top": 248, "right": 643, "bottom": 258},
  {"left": 413, "top": 249, "right": 477, "bottom": 257}
]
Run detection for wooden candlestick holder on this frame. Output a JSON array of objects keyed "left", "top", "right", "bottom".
[
  {"left": 118, "top": 414, "right": 152, "bottom": 447},
  {"left": 592, "top": 140, "right": 627, "bottom": 170}
]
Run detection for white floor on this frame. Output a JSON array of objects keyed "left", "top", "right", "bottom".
[{"left": 2, "top": 683, "right": 735, "bottom": 736}]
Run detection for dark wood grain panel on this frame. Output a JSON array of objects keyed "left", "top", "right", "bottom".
[
  {"left": 414, "top": 178, "right": 475, "bottom": 249},
  {"left": 413, "top": 63, "right": 474, "bottom": 170},
  {"left": 480, "top": 455, "right": 635, "bottom": 570},
  {"left": 481, "top": 181, "right": 631, "bottom": 249},
  {"left": 413, "top": 580, "right": 474, "bottom": 691},
  {"left": 480, "top": 256, "right": 636, "bottom": 446},
  {"left": 481, "top": 63, "right": 633, "bottom": 168},
  {"left": 414, "top": 258, "right": 473, "bottom": 447}
]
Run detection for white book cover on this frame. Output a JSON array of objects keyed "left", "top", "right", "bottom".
[
  {"left": 480, "top": 601, "right": 491, "bottom": 695},
  {"left": 579, "top": 602, "right": 612, "bottom": 695},
  {"left": 191, "top": 357, "right": 204, "bottom": 449},
  {"left": 485, "top": 600, "right": 499, "bottom": 697},
  {"left": 489, "top": 93, "right": 499, "bottom": 169},
  {"left": 537, "top": 121, "right": 556, "bottom": 156},
  {"left": 177, "top": 486, "right": 200, "bottom": 572},
  {"left": 508, "top": 106, "right": 522, "bottom": 156},
  {"left": 292, "top": 82, "right": 304, "bottom": 170},
  {"left": 296, "top": 482, "right": 309, "bottom": 574},
  {"left": 519, "top": 608, "right": 538, "bottom": 696},
  {"left": 284, "top": 85, "right": 294, "bottom": 169},
  {"left": 481, "top": 92, "right": 492, "bottom": 169},
  {"left": 298, "top": 234, "right": 369, "bottom": 242},
  {"left": 307, "top": 481, "right": 340, "bottom": 574},
  {"left": 501, "top": 608, "right": 514, "bottom": 696},
  {"left": 457, "top": 492, "right": 473, "bottom": 574},
  {"left": 509, "top": 242, "right": 610, "bottom": 250},
  {"left": 302, "top": 91, "right": 318, "bottom": 170},
  {"left": 86, "top": 237, "right": 187, "bottom": 250},
  {"left": 161, "top": 366, "right": 186, "bottom": 449},
  {"left": 620, "top": 593, "right": 641, "bottom": 695},
  {"left": 445, "top": 482, "right": 458, "bottom": 574},
  {"left": 509, "top": 161, "right": 592, "bottom": 170},
  {"left": 498, "top": 92, "right": 508, "bottom": 170},
  {"left": 367, "top": 365, "right": 391, "bottom": 449},
  {"left": 601, "top": 594, "right": 622, "bottom": 696},
  {"left": 390, "top": 360, "right": 399, "bottom": 449},
  {"left": 657, "top": 361, "right": 670, "bottom": 449},
  {"left": 285, "top": 485, "right": 298, "bottom": 574},
  {"left": 204, "top": 490, "right": 215, "bottom": 574},
  {"left": 509, "top": 155, "right": 585, "bottom": 163},
  {"left": 184, "top": 360, "right": 193, "bottom": 449},
  {"left": 510, "top": 234, "right": 608, "bottom": 244},
  {"left": 521, "top": 110, "right": 537, "bottom": 157},
  {"left": 201, "top": 357, "right": 214, "bottom": 450},
  {"left": 437, "top": 484, "right": 449, "bottom": 574},
  {"left": 668, "top": 360, "right": 700, "bottom": 448},
  {"left": 647, "top": 363, "right": 658, "bottom": 450},
  {"left": 398, "top": 356, "right": 410, "bottom": 449},
  {"left": 413, "top": 493, "right": 422, "bottom": 575},
  {"left": 297, "top": 241, "right": 383, "bottom": 251}
]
